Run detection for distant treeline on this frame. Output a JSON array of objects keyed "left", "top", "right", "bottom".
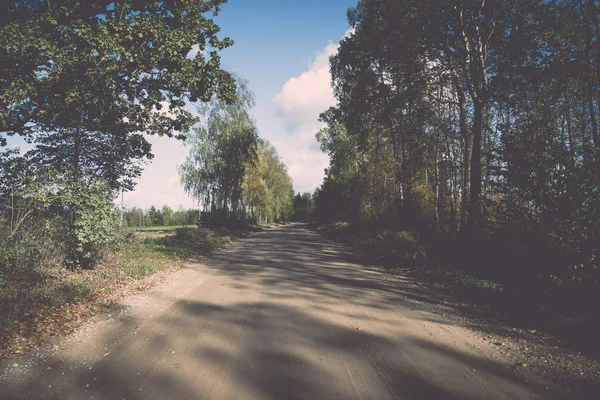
[
  {"left": 290, "top": 192, "right": 314, "bottom": 222},
  {"left": 122, "top": 206, "right": 200, "bottom": 228}
]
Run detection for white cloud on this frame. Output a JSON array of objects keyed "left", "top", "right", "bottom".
[
  {"left": 268, "top": 34, "right": 355, "bottom": 194},
  {"left": 187, "top": 44, "right": 201, "bottom": 59},
  {"left": 122, "top": 135, "right": 197, "bottom": 210},
  {"left": 270, "top": 126, "right": 330, "bottom": 194},
  {"left": 273, "top": 42, "right": 338, "bottom": 131}
]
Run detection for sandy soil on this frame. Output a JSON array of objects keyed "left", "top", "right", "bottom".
[{"left": 0, "top": 224, "right": 592, "bottom": 399}]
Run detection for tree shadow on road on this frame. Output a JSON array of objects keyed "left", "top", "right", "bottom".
[{"left": 2, "top": 225, "right": 570, "bottom": 399}]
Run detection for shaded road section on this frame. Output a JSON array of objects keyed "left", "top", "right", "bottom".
[{"left": 2, "top": 224, "right": 560, "bottom": 399}]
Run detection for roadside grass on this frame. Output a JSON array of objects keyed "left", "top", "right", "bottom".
[
  {"left": 0, "top": 226, "right": 237, "bottom": 358},
  {"left": 314, "top": 222, "right": 600, "bottom": 360},
  {"left": 315, "top": 222, "right": 509, "bottom": 296},
  {"left": 129, "top": 225, "right": 197, "bottom": 233},
  {"left": 425, "top": 267, "right": 503, "bottom": 293},
  {"left": 316, "top": 222, "right": 427, "bottom": 268}
]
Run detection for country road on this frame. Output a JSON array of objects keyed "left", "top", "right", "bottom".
[{"left": 2, "top": 224, "right": 561, "bottom": 399}]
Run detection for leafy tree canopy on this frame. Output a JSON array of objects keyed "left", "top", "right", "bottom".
[
  {"left": 180, "top": 76, "right": 258, "bottom": 219},
  {"left": 0, "top": 0, "right": 236, "bottom": 149},
  {"left": 243, "top": 140, "right": 293, "bottom": 224}
]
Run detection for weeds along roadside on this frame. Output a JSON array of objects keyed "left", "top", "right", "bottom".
[
  {"left": 313, "top": 222, "right": 600, "bottom": 361},
  {"left": 0, "top": 226, "right": 235, "bottom": 359}
]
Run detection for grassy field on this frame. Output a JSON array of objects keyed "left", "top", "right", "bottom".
[{"left": 129, "top": 225, "right": 197, "bottom": 233}]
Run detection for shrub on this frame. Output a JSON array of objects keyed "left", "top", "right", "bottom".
[
  {"left": 1, "top": 176, "right": 122, "bottom": 272},
  {"left": 375, "top": 231, "right": 426, "bottom": 262},
  {"left": 62, "top": 182, "right": 122, "bottom": 269},
  {"left": 174, "top": 227, "right": 211, "bottom": 244}
]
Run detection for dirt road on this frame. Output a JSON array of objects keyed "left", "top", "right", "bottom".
[{"left": 1, "top": 224, "right": 563, "bottom": 399}]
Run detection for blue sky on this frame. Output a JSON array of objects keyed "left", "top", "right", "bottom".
[{"left": 124, "top": 0, "right": 356, "bottom": 209}]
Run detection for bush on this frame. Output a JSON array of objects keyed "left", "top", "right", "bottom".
[
  {"left": 174, "top": 227, "right": 212, "bottom": 244},
  {"left": 62, "top": 182, "right": 122, "bottom": 269},
  {"left": 1, "top": 211, "right": 65, "bottom": 288},
  {"left": 375, "top": 231, "right": 426, "bottom": 263},
  {"left": 1, "top": 177, "right": 123, "bottom": 272},
  {"left": 317, "top": 223, "right": 426, "bottom": 267}
]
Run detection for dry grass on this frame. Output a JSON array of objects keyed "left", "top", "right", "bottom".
[{"left": 0, "top": 231, "right": 232, "bottom": 358}]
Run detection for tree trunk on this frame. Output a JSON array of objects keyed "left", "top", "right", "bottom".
[
  {"left": 434, "top": 147, "right": 441, "bottom": 232},
  {"left": 392, "top": 131, "right": 404, "bottom": 217},
  {"left": 468, "top": 100, "right": 484, "bottom": 228},
  {"left": 72, "top": 128, "right": 82, "bottom": 183},
  {"left": 456, "top": 79, "right": 470, "bottom": 230},
  {"left": 456, "top": 0, "right": 492, "bottom": 232}
]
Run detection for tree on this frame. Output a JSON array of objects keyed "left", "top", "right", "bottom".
[
  {"left": 146, "top": 206, "right": 160, "bottom": 227},
  {"left": 172, "top": 206, "right": 185, "bottom": 226},
  {"left": 242, "top": 141, "right": 293, "bottom": 224},
  {"left": 315, "top": 117, "right": 366, "bottom": 222},
  {"left": 293, "top": 193, "right": 304, "bottom": 211},
  {"left": 325, "top": 0, "right": 506, "bottom": 229},
  {"left": 315, "top": 0, "right": 600, "bottom": 288},
  {"left": 1, "top": 0, "right": 236, "bottom": 191},
  {"left": 124, "top": 206, "right": 145, "bottom": 228},
  {"left": 1, "top": 0, "right": 235, "bottom": 139},
  {"left": 301, "top": 193, "right": 312, "bottom": 209},
  {"left": 180, "top": 76, "right": 258, "bottom": 224},
  {"left": 24, "top": 128, "right": 150, "bottom": 191},
  {"left": 1, "top": 150, "right": 122, "bottom": 269},
  {"left": 160, "top": 205, "right": 174, "bottom": 226},
  {"left": 185, "top": 209, "right": 200, "bottom": 226},
  {"left": 290, "top": 192, "right": 314, "bottom": 222}
]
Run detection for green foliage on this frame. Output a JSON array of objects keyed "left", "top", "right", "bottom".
[
  {"left": 314, "top": 0, "right": 600, "bottom": 289},
  {"left": 180, "top": 76, "right": 259, "bottom": 224},
  {"left": 1, "top": 152, "right": 123, "bottom": 271},
  {"left": 0, "top": 221, "right": 60, "bottom": 289},
  {"left": 1, "top": 0, "right": 237, "bottom": 194},
  {"left": 168, "top": 227, "right": 219, "bottom": 253},
  {"left": 313, "top": 177, "right": 362, "bottom": 223},
  {"left": 373, "top": 231, "right": 426, "bottom": 262},
  {"left": 243, "top": 141, "right": 294, "bottom": 224},
  {"left": 160, "top": 205, "right": 174, "bottom": 226},
  {"left": 132, "top": 225, "right": 193, "bottom": 233},
  {"left": 180, "top": 77, "right": 293, "bottom": 226},
  {"left": 1, "top": 0, "right": 235, "bottom": 142},
  {"left": 122, "top": 206, "right": 199, "bottom": 229},
  {"left": 63, "top": 182, "right": 121, "bottom": 269},
  {"left": 291, "top": 192, "right": 314, "bottom": 222},
  {"left": 317, "top": 223, "right": 426, "bottom": 267},
  {"left": 25, "top": 128, "right": 151, "bottom": 191}
]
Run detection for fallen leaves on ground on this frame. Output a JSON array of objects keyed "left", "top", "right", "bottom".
[
  {"left": 0, "top": 302, "right": 107, "bottom": 359},
  {"left": 0, "top": 251, "right": 185, "bottom": 360}
]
